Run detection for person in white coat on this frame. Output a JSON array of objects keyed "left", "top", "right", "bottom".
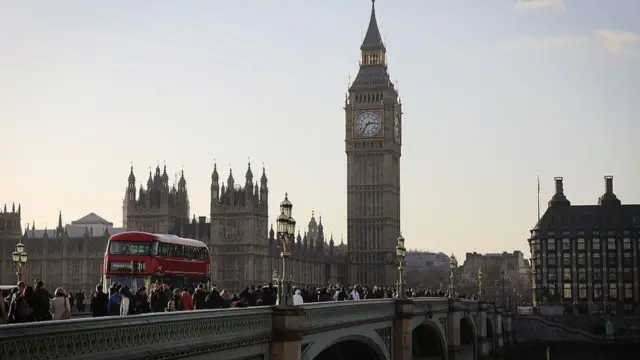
[
  {"left": 51, "top": 288, "right": 71, "bottom": 320},
  {"left": 350, "top": 288, "right": 360, "bottom": 300},
  {"left": 293, "top": 289, "right": 304, "bottom": 305},
  {"left": 120, "top": 287, "right": 130, "bottom": 316}
]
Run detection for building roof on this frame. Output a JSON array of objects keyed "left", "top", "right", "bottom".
[
  {"left": 534, "top": 204, "right": 640, "bottom": 233},
  {"left": 25, "top": 225, "right": 126, "bottom": 239},
  {"left": 349, "top": 1, "right": 395, "bottom": 92},
  {"left": 72, "top": 212, "right": 113, "bottom": 226},
  {"left": 360, "top": 0, "right": 385, "bottom": 51},
  {"left": 533, "top": 177, "right": 640, "bottom": 234},
  {"left": 23, "top": 212, "right": 124, "bottom": 239}
]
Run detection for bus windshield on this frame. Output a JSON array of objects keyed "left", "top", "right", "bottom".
[
  {"left": 105, "top": 276, "right": 147, "bottom": 292},
  {"left": 108, "top": 241, "right": 153, "bottom": 255}
]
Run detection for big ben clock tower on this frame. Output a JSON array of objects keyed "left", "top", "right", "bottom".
[{"left": 345, "top": 0, "right": 401, "bottom": 286}]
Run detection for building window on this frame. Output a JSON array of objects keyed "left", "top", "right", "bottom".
[
  {"left": 593, "top": 239, "right": 601, "bottom": 250},
  {"left": 548, "top": 271, "right": 557, "bottom": 281},
  {"left": 623, "top": 238, "right": 631, "bottom": 250},
  {"left": 593, "top": 253, "right": 601, "bottom": 265},
  {"left": 577, "top": 239, "right": 585, "bottom": 250},
  {"left": 623, "top": 252, "right": 632, "bottom": 267},
  {"left": 608, "top": 238, "right": 616, "bottom": 250},
  {"left": 547, "top": 240, "right": 556, "bottom": 251},
  {"left": 563, "top": 268, "right": 572, "bottom": 281},
  {"left": 548, "top": 256, "right": 557, "bottom": 266},
  {"left": 535, "top": 258, "right": 541, "bottom": 266},
  {"left": 563, "top": 253, "right": 571, "bottom": 266},
  {"left": 563, "top": 239, "right": 571, "bottom": 250},
  {"left": 593, "top": 268, "right": 602, "bottom": 281},
  {"left": 623, "top": 268, "right": 632, "bottom": 280},
  {"left": 578, "top": 253, "right": 586, "bottom": 266},
  {"left": 578, "top": 268, "right": 587, "bottom": 281},
  {"left": 532, "top": 240, "right": 541, "bottom": 251},
  {"left": 609, "top": 283, "right": 618, "bottom": 300},
  {"left": 536, "top": 273, "right": 542, "bottom": 280},
  {"left": 594, "top": 284, "right": 602, "bottom": 299},
  {"left": 563, "top": 283, "right": 572, "bottom": 299},
  {"left": 624, "top": 284, "right": 633, "bottom": 299},
  {"left": 579, "top": 284, "right": 587, "bottom": 299},
  {"left": 607, "top": 253, "right": 617, "bottom": 266},
  {"left": 608, "top": 271, "right": 617, "bottom": 282}
]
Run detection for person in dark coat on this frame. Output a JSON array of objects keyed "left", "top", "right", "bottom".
[{"left": 90, "top": 284, "right": 109, "bottom": 317}]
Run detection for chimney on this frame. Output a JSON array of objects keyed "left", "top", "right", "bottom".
[
  {"left": 605, "top": 175, "right": 613, "bottom": 194},
  {"left": 554, "top": 177, "right": 564, "bottom": 194},
  {"left": 599, "top": 175, "right": 621, "bottom": 206},
  {"left": 548, "top": 176, "right": 571, "bottom": 207}
]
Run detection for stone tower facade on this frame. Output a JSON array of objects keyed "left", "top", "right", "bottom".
[
  {"left": 123, "top": 164, "right": 190, "bottom": 233},
  {"left": 210, "top": 163, "right": 270, "bottom": 291},
  {"left": 0, "top": 204, "right": 23, "bottom": 284},
  {"left": 345, "top": 1, "right": 402, "bottom": 286},
  {"left": 0, "top": 203, "right": 22, "bottom": 239}
]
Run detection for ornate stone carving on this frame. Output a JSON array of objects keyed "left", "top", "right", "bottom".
[{"left": 375, "top": 327, "right": 392, "bottom": 355}]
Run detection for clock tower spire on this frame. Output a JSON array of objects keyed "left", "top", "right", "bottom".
[{"left": 345, "top": 0, "right": 402, "bottom": 287}]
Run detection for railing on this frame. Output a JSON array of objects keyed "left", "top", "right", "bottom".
[{"left": 0, "top": 307, "right": 274, "bottom": 360}]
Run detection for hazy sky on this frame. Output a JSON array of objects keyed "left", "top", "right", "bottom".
[{"left": 2, "top": 0, "right": 638, "bottom": 259}]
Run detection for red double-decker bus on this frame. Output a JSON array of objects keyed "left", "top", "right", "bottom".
[{"left": 103, "top": 231, "right": 211, "bottom": 291}]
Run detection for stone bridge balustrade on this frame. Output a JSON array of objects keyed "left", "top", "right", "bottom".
[
  {"left": 0, "top": 298, "right": 509, "bottom": 360},
  {"left": 0, "top": 306, "right": 275, "bottom": 360}
]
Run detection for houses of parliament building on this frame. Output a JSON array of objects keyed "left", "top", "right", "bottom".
[{"left": 0, "top": 163, "right": 348, "bottom": 291}]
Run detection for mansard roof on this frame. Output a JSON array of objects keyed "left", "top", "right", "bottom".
[
  {"left": 533, "top": 204, "right": 640, "bottom": 234},
  {"left": 72, "top": 212, "right": 113, "bottom": 226}
]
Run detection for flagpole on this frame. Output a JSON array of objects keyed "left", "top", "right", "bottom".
[{"left": 537, "top": 175, "right": 541, "bottom": 222}]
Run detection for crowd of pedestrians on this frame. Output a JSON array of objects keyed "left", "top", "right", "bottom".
[{"left": 2, "top": 279, "right": 475, "bottom": 324}]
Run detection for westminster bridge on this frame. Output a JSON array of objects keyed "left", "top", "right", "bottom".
[{"left": 0, "top": 298, "right": 512, "bottom": 360}]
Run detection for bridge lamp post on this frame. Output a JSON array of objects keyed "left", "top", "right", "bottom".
[
  {"left": 449, "top": 254, "right": 457, "bottom": 298},
  {"left": 12, "top": 242, "right": 28, "bottom": 283},
  {"left": 395, "top": 234, "right": 406, "bottom": 299},
  {"left": 477, "top": 267, "right": 483, "bottom": 301},
  {"left": 276, "top": 193, "right": 296, "bottom": 307}
]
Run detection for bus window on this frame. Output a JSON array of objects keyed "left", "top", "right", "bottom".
[
  {"left": 108, "top": 241, "right": 152, "bottom": 255},
  {"left": 158, "top": 243, "right": 170, "bottom": 257},
  {"left": 150, "top": 241, "right": 159, "bottom": 256}
]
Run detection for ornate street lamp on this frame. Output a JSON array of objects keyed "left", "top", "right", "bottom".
[
  {"left": 396, "top": 234, "right": 406, "bottom": 299},
  {"left": 477, "top": 266, "right": 483, "bottom": 301},
  {"left": 11, "top": 242, "right": 28, "bottom": 283},
  {"left": 449, "top": 254, "right": 457, "bottom": 298},
  {"left": 276, "top": 193, "right": 296, "bottom": 306}
]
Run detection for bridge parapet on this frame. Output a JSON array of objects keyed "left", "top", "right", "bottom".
[
  {"left": 0, "top": 298, "right": 505, "bottom": 360},
  {"left": 412, "top": 297, "right": 449, "bottom": 316},
  {"left": 301, "top": 299, "right": 395, "bottom": 333},
  {"left": 0, "top": 307, "right": 274, "bottom": 360}
]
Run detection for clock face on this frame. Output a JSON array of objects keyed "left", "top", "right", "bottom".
[
  {"left": 354, "top": 111, "right": 382, "bottom": 137},
  {"left": 393, "top": 111, "right": 401, "bottom": 143}
]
